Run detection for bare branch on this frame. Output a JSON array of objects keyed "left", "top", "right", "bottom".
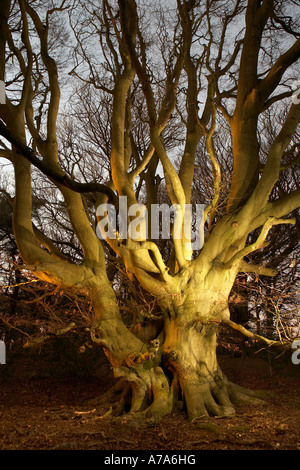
[
  {"left": 225, "top": 216, "right": 296, "bottom": 268},
  {"left": 259, "top": 37, "right": 300, "bottom": 106},
  {"left": 0, "top": 119, "right": 118, "bottom": 204},
  {"left": 222, "top": 318, "right": 288, "bottom": 348},
  {"left": 238, "top": 260, "right": 278, "bottom": 277}
]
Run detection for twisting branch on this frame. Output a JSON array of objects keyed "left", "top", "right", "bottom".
[
  {"left": 126, "top": 239, "right": 172, "bottom": 283},
  {"left": 258, "top": 37, "right": 300, "bottom": 106},
  {"left": 23, "top": 322, "right": 76, "bottom": 348},
  {"left": 225, "top": 216, "right": 296, "bottom": 268},
  {"left": 118, "top": 0, "right": 187, "bottom": 206},
  {"left": 128, "top": 144, "right": 155, "bottom": 184},
  {"left": 0, "top": 120, "right": 118, "bottom": 204},
  {"left": 24, "top": 1, "right": 61, "bottom": 164},
  {"left": 118, "top": 0, "right": 191, "bottom": 269},
  {"left": 249, "top": 101, "right": 300, "bottom": 212},
  {"left": 222, "top": 318, "right": 289, "bottom": 348},
  {"left": 238, "top": 261, "right": 278, "bottom": 277},
  {"left": 203, "top": 80, "right": 221, "bottom": 228}
]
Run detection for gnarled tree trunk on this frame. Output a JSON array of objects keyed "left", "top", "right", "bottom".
[{"left": 89, "top": 266, "right": 264, "bottom": 421}]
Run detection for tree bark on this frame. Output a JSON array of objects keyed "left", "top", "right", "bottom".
[{"left": 89, "top": 267, "right": 264, "bottom": 422}]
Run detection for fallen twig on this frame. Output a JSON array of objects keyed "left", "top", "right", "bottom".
[{"left": 74, "top": 409, "right": 96, "bottom": 416}]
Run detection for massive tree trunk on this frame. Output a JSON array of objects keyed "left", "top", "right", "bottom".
[
  {"left": 89, "top": 265, "right": 264, "bottom": 421},
  {"left": 162, "top": 311, "right": 262, "bottom": 421}
]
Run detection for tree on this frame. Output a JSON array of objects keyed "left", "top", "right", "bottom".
[{"left": 0, "top": 0, "right": 299, "bottom": 421}]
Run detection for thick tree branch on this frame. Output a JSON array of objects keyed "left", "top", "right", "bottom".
[
  {"left": 225, "top": 216, "right": 296, "bottom": 268},
  {"left": 222, "top": 318, "right": 288, "bottom": 348},
  {"left": 236, "top": 0, "right": 273, "bottom": 107},
  {"left": 238, "top": 260, "right": 278, "bottom": 277},
  {"left": 258, "top": 37, "right": 300, "bottom": 106},
  {"left": 25, "top": 2, "right": 61, "bottom": 164},
  {"left": 247, "top": 101, "right": 300, "bottom": 212},
  {"left": 119, "top": 0, "right": 187, "bottom": 210},
  {"left": 178, "top": 0, "right": 204, "bottom": 204},
  {"left": 203, "top": 84, "right": 221, "bottom": 228},
  {"left": 126, "top": 239, "right": 172, "bottom": 283},
  {"left": 0, "top": 119, "right": 118, "bottom": 204},
  {"left": 250, "top": 188, "right": 300, "bottom": 231}
]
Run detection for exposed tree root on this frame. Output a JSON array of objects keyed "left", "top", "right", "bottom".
[
  {"left": 87, "top": 366, "right": 265, "bottom": 422},
  {"left": 180, "top": 373, "right": 265, "bottom": 421},
  {"left": 226, "top": 381, "right": 267, "bottom": 406},
  {"left": 87, "top": 379, "right": 132, "bottom": 416}
]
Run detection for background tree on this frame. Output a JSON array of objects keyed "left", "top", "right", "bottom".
[{"left": 0, "top": 0, "right": 299, "bottom": 421}]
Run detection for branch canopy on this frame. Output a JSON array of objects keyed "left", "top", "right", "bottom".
[{"left": 0, "top": 119, "right": 118, "bottom": 204}]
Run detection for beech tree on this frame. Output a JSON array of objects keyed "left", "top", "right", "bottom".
[{"left": 0, "top": 0, "right": 299, "bottom": 421}]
